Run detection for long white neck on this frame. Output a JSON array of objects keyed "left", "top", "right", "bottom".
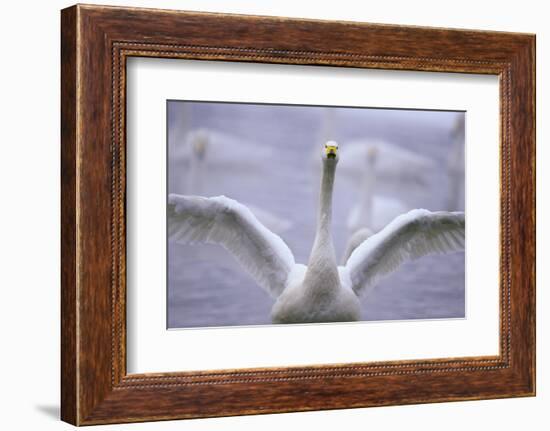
[
  {"left": 357, "top": 163, "right": 376, "bottom": 228},
  {"left": 317, "top": 159, "right": 336, "bottom": 237},
  {"left": 187, "top": 153, "right": 205, "bottom": 195},
  {"left": 303, "top": 158, "right": 341, "bottom": 296}
]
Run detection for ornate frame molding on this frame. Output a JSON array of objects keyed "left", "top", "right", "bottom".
[{"left": 61, "top": 5, "right": 535, "bottom": 425}]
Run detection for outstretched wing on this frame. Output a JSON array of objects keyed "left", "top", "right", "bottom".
[
  {"left": 345, "top": 209, "right": 465, "bottom": 295},
  {"left": 168, "top": 194, "right": 295, "bottom": 298}
]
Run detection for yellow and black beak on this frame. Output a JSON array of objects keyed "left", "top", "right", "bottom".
[{"left": 325, "top": 143, "right": 338, "bottom": 159}]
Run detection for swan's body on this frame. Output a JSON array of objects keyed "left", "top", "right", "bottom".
[
  {"left": 271, "top": 264, "right": 361, "bottom": 323},
  {"left": 338, "top": 140, "right": 435, "bottom": 195},
  {"left": 168, "top": 142, "right": 465, "bottom": 324}
]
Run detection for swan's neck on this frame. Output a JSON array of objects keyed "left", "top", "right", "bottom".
[
  {"left": 187, "top": 153, "right": 205, "bottom": 195},
  {"left": 358, "top": 166, "right": 376, "bottom": 227},
  {"left": 303, "top": 159, "right": 341, "bottom": 297},
  {"left": 318, "top": 159, "right": 337, "bottom": 232}
]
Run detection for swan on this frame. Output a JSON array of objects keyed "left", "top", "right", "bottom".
[
  {"left": 337, "top": 139, "right": 436, "bottom": 196},
  {"left": 340, "top": 227, "right": 374, "bottom": 266},
  {"left": 171, "top": 128, "right": 291, "bottom": 233},
  {"left": 315, "top": 109, "right": 416, "bottom": 260},
  {"left": 342, "top": 146, "right": 408, "bottom": 264},
  {"left": 346, "top": 146, "right": 408, "bottom": 234},
  {"left": 446, "top": 116, "right": 465, "bottom": 211},
  {"left": 171, "top": 128, "right": 273, "bottom": 195},
  {"left": 314, "top": 106, "right": 436, "bottom": 193},
  {"left": 168, "top": 141, "right": 465, "bottom": 324}
]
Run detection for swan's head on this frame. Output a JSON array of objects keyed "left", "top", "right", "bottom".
[
  {"left": 366, "top": 146, "right": 378, "bottom": 165},
  {"left": 323, "top": 141, "right": 339, "bottom": 163},
  {"left": 190, "top": 129, "right": 209, "bottom": 160}
]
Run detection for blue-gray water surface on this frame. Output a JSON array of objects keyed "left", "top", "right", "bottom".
[{"left": 167, "top": 101, "right": 465, "bottom": 328}]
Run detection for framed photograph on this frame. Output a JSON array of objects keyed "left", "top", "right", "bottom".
[{"left": 61, "top": 4, "right": 535, "bottom": 425}]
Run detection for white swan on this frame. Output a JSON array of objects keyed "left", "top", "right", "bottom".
[
  {"left": 446, "top": 116, "right": 465, "bottom": 211},
  {"left": 171, "top": 128, "right": 273, "bottom": 195},
  {"left": 168, "top": 142, "right": 465, "bottom": 324},
  {"left": 314, "top": 106, "right": 435, "bottom": 192},
  {"left": 315, "top": 109, "right": 413, "bottom": 261},
  {"left": 340, "top": 227, "right": 374, "bottom": 267},
  {"left": 346, "top": 147, "right": 408, "bottom": 234},
  {"left": 171, "top": 128, "right": 291, "bottom": 233},
  {"left": 338, "top": 139, "right": 436, "bottom": 196}
]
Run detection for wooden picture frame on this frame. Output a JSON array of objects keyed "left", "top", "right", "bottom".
[{"left": 61, "top": 4, "right": 535, "bottom": 425}]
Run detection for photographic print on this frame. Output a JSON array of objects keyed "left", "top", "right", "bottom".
[
  {"left": 60, "top": 6, "right": 535, "bottom": 423},
  {"left": 167, "top": 101, "right": 465, "bottom": 328}
]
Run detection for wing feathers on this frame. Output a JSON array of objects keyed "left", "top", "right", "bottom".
[
  {"left": 345, "top": 209, "right": 465, "bottom": 295},
  {"left": 168, "top": 194, "right": 295, "bottom": 298}
]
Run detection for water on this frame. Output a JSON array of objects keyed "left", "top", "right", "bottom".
[{"left": 167, "top": 101, "right": 465, "bottom": 328}]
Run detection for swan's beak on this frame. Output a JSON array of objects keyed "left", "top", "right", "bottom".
[{"left": 325, "top": 142, "right": 338, "bottom": 159}]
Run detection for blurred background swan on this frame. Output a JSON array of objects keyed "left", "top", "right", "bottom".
[
  {"left": 446, "top": 115, "right": 466, "bottom": 211},
  {"left": 319, "top": 108, "right": 435, "bottom": 223},
  {"left": 167, "top": 103, "right": 292, "bottom": 272},
  {"left": 169, "top": 104, "right": 291, "bottom": 233},
  {"left": 315, "top": 108, "right": 439, "bottom": 262},
  {"left": 167, "top": 101, "right": 465, "bottom": 328},
  {"left": 316, "top": 108, "right": 436, "bottom": 227}
]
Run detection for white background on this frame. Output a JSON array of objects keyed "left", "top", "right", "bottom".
[
  {"left": 127, "top": 59, "right": 499, "bottom": 373},
  {"left": 0, "top": 0, "right": 546, "bottom": 430}
]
